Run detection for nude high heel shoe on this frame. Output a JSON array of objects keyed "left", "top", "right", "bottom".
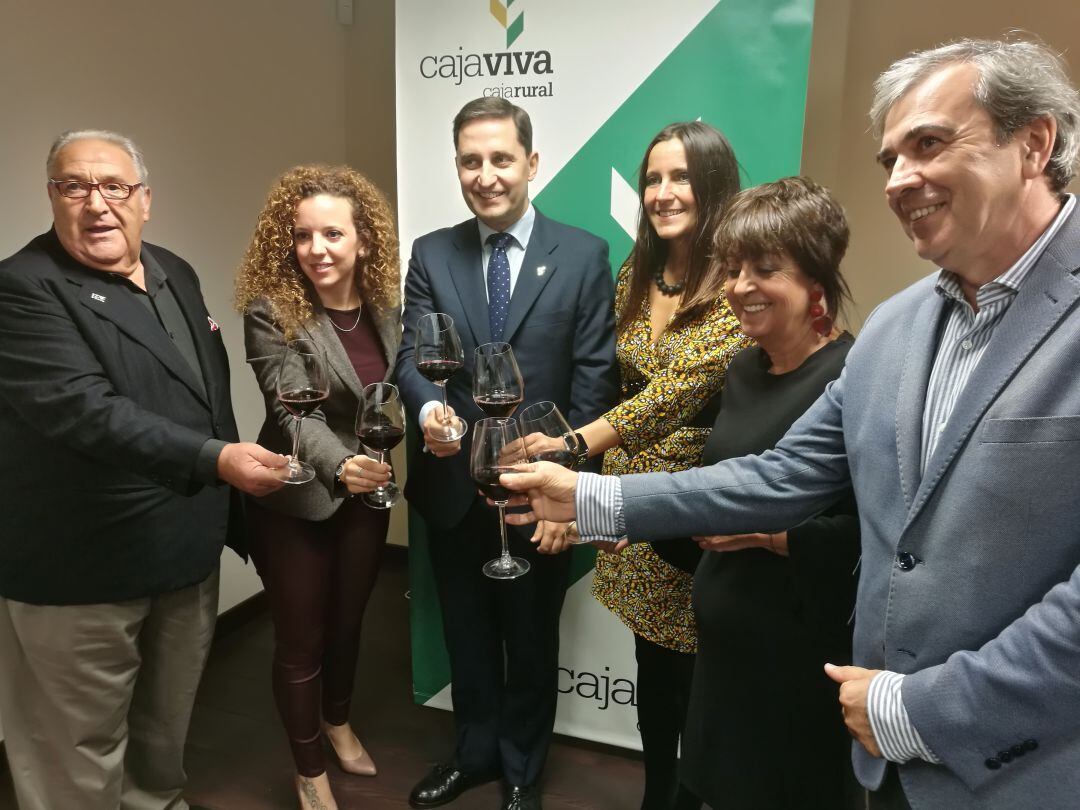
[{"left": 323, "top": 724, "right": 377, "bottom": 777}]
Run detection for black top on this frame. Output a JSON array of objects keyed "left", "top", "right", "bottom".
[{"left": 681, "top": 334, "right": 860, "bottom": 808}]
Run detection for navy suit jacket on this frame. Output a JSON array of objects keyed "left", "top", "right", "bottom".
[
  {"left": 0, "top": 230, "right": 241, "bottom": 605},
  {"left": 396, "top": 209, "right": 617, "bottom": 530}
]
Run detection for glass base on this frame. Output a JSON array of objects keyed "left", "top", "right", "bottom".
[
  {"left": 279, "top": 459, "right": 316, "bottom": 485},
  {"left": 431, "top": 415, "right": 468, "bottom": 443},
  {"left": 482, "top": 555, "right": 530, "bottom": 580},
  {"left": 362, "top": 482, "right": 400, "bottom": 509}
]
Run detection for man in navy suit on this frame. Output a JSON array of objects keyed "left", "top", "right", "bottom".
[
  {"left": 396, "top": 98, "right": 617, "bottom": 810},
  {"left": 503, "top": 38, "right": 1080, "bottom": 810},
  {"left": 0, "top": 130, "right": 286, "bottom": 810}
]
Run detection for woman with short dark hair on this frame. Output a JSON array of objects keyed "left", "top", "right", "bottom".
[{"left": 682, "top": 176, "right": 861, "bottom": 809}]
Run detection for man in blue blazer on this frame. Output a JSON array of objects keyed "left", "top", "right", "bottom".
[
  {"left": 503, "top": 39, "right": 1080, "bottom": 810},
  {"left": 396, "top": 98, "right": 617, "bottom": 810},
  {"left": 0, "top": 131, "right": 286, "bottom": 810}
]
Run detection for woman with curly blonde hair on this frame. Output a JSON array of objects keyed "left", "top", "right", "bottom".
[{"left": 236, "top": 165, "right": 401, "bottom": 810}]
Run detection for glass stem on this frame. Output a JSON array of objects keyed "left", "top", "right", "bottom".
[
  {"left": 497, "top": 504, "right": 511, "bottom": 562},
  {"left": 374, "top": 450, "right": 386, "bottom": 495},
  {"left": 291, "top": 416, "right": 303, "bottom": 470},
  {"left": 439, "top": 382, "right": 450, "bottom": 424}
]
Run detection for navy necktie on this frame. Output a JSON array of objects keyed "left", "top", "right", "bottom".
[{"left": 486, "top": 231, "right": 514, "bottom": 342}]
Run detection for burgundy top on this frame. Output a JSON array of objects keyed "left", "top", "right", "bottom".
[{"left": 325, "top": 305, "right": 387, "bottom": 386}]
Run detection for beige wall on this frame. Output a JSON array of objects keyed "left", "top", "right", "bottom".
[
  {"left": 805, "top": 0, "right": 1080, "bottom": 328},
  {"left": 1, "top": 0, "right": 1079, "bottom": 740},
  {"left": 0, "top": 0, "right": 350, "bottom": 615}
]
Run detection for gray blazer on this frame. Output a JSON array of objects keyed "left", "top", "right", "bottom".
[
  {"left": 244, "top": 296, "right": 400, "bottom": 521},
  {"left": 618, "top": 205, "right": 1080, "bottom": 809}
]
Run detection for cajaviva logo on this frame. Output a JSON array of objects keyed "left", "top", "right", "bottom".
[
  {"left": 416, "top": 0, "right": 553, "bottom": 97},
  {"left": 489, "top": 0, "right": 524, "bottom": 47}
]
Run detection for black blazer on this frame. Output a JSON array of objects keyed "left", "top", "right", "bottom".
[
  {"left": 395, "top": 209, "right": 618, "bottom": 530},
  {"left": 0, "top": 230, "right": 241, "bottom": 605}
]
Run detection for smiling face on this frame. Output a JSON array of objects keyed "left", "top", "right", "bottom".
[
  {"left": 48, "top": 138, "right": 150, "bottom": 274},
  {"left": 455, "top": 116, "right": 538, "bottom": 231},
  {"left": 724, "top": 253, "right": 817, "bottom": 350},
  {"left": 877, "top": 63, "right": 1035, "bottom": 281},
  {"left": 643, "top": 137, "right": 698, "bottom": 248},
  {"left": 293, "top": 194, "right": 363, "bottom": 306}
]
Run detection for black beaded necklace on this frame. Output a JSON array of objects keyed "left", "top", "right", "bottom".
[{"left": 653, "top": 267, "right": 685, "bottom": 296}]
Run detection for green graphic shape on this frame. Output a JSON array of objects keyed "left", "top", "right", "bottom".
[
  {"left": 411, "top": 0, "right": 815, "bottom": 705},
  {"left": 490, "top": 0, "right": 525, "bottom": 47},
  {"left": 507, "top": 12, "right": 524, "bottom": 46}
]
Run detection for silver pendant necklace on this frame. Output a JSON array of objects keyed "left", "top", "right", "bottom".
[{"left": 328, "top": 303, "right": 362, "bottom": 332}]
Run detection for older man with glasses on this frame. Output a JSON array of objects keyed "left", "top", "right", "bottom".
[{"left": 0, "top": 130, "right": 287, "bottom": 810}]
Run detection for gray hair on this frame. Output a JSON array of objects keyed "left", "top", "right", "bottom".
[
  {"left": 870, "top": 38, "right": 1080, "bottom": 192},
  {"left": 46, "top": 129, "right": 149, "bottom": 184}
]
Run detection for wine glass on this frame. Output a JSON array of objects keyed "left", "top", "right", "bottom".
[
  {"left": 518, "top": 401, "right": 590, "bottom": 545},
  {"left": 355, "top": 382, "right": 405, "bottom": 509},
  {"left": 415, "top": 313, "right": 467, "bottom": 441},
  {"left": 275, "top": 338, "right": 329, "bottom": 485},
  {"left": 518, "top": 401, "right": 579, "bottom": 468},
  {"left": 471, "top": 417, "right": 530, "bottom": 579},
  {"left": 473, "top": 342, "right": 524, "bottom": 419}
]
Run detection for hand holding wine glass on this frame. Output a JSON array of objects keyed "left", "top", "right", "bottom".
[
  {"left": 275, "top": 338, "right": 329, "bottom": 485},
  {"left": 471, "top": 417, "right": 530, "bottom": 579},
  {"left": 518, "top": 401, "right": 579, "bottom": 468},
  {"left": 473, "top": 342, "right": 524, "bottom": 418},
  {"left": 356, "top": 382, "right": 405, "bottom": 509},
  {"left": 415, "top": 313, "right": 467, "bottom": 442}
]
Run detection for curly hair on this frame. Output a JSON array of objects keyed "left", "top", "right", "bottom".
[{"left": 235, "top": 165, "right": 400, "bottom": 337}]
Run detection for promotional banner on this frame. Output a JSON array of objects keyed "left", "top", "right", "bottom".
[{"left": 397, "top": 0, "right": 815, "bottom": 748}]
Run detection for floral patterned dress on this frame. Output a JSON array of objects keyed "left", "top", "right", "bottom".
[{"left": 591, "top": 263, "right": 751, "bottom": 652}]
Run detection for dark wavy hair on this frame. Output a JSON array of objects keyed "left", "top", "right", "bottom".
[
  {"left": 235, "top": 165, "right": 399, "bottom": 338},
  {"left": 618, "top": 121, "right": 741, "bottom": 335},
  {"left": 714, "top": 176, "right": 852, "bottom": 321}
]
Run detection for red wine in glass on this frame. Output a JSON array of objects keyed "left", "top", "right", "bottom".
[
  {"left": 417, "top": 359, "right": 463, "bottom": 384},
  {"left": 415, "top": 313, "right": 467, "bottom": 441},
  {"left": 275, "top": 339, "right": 329, "bottom": 485},
  {"left": 518, "top": 401, "right": 580, "bottom": 470},
  {"left": 472, "top": 466, "right": 515, "bottom": 502},
  {"left": 529, "top": 448, "right": 575, "bottom": 468},
  {"left": 474, "top": 392, "right": 523, "bottom": 418},
  {"left": 278, "top": 388, "right": 329, "bottom": 418},
  {"left": 470, "top": 417, "right": 530, "bottom": 580},
  {"left": 357, "top": 424, "right": 405, "bottom": 452},
  {"left": 473, "top": 342, "right": 523, "bottom": 421},
  {"left": 356, "top": 382, "right": 406, "bottom": 509}
]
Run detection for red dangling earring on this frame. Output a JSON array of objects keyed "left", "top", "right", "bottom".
[{"left": 809, "top": 289, "right": 833, "bottom": 337}]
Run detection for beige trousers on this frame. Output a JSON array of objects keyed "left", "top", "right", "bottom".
[{"left": 0, "top": 567, "right": 218, "bottom": 810}]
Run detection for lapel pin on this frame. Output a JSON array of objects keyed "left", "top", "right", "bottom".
[
  {"left": 207, "top": 315, "right": 220, "bottom": 332},
  {"left": 90, "top": 292, "right": 107, "bottom": 303},
  {"left": 536, "top": 265, "right": 547, "bottom": 276}
]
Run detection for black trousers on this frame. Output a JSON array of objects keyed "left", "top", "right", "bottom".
[
  {"left": 634, "top": 634, "right": 701, "bottom": 810},
  {"left": 427, "top": 497, "right": 571, "bottom": 787}
]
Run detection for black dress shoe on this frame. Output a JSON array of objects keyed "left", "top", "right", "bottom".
[
  {"left": 503, "top": 784, "right": 542, "bottom": 810},
  {"left": 409, "top": 763, "right": 499, "bottom": 808}
]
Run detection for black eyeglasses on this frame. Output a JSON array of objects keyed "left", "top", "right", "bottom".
[{"left": 48, "top": 179, "right": 144, "bottom": 200}]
